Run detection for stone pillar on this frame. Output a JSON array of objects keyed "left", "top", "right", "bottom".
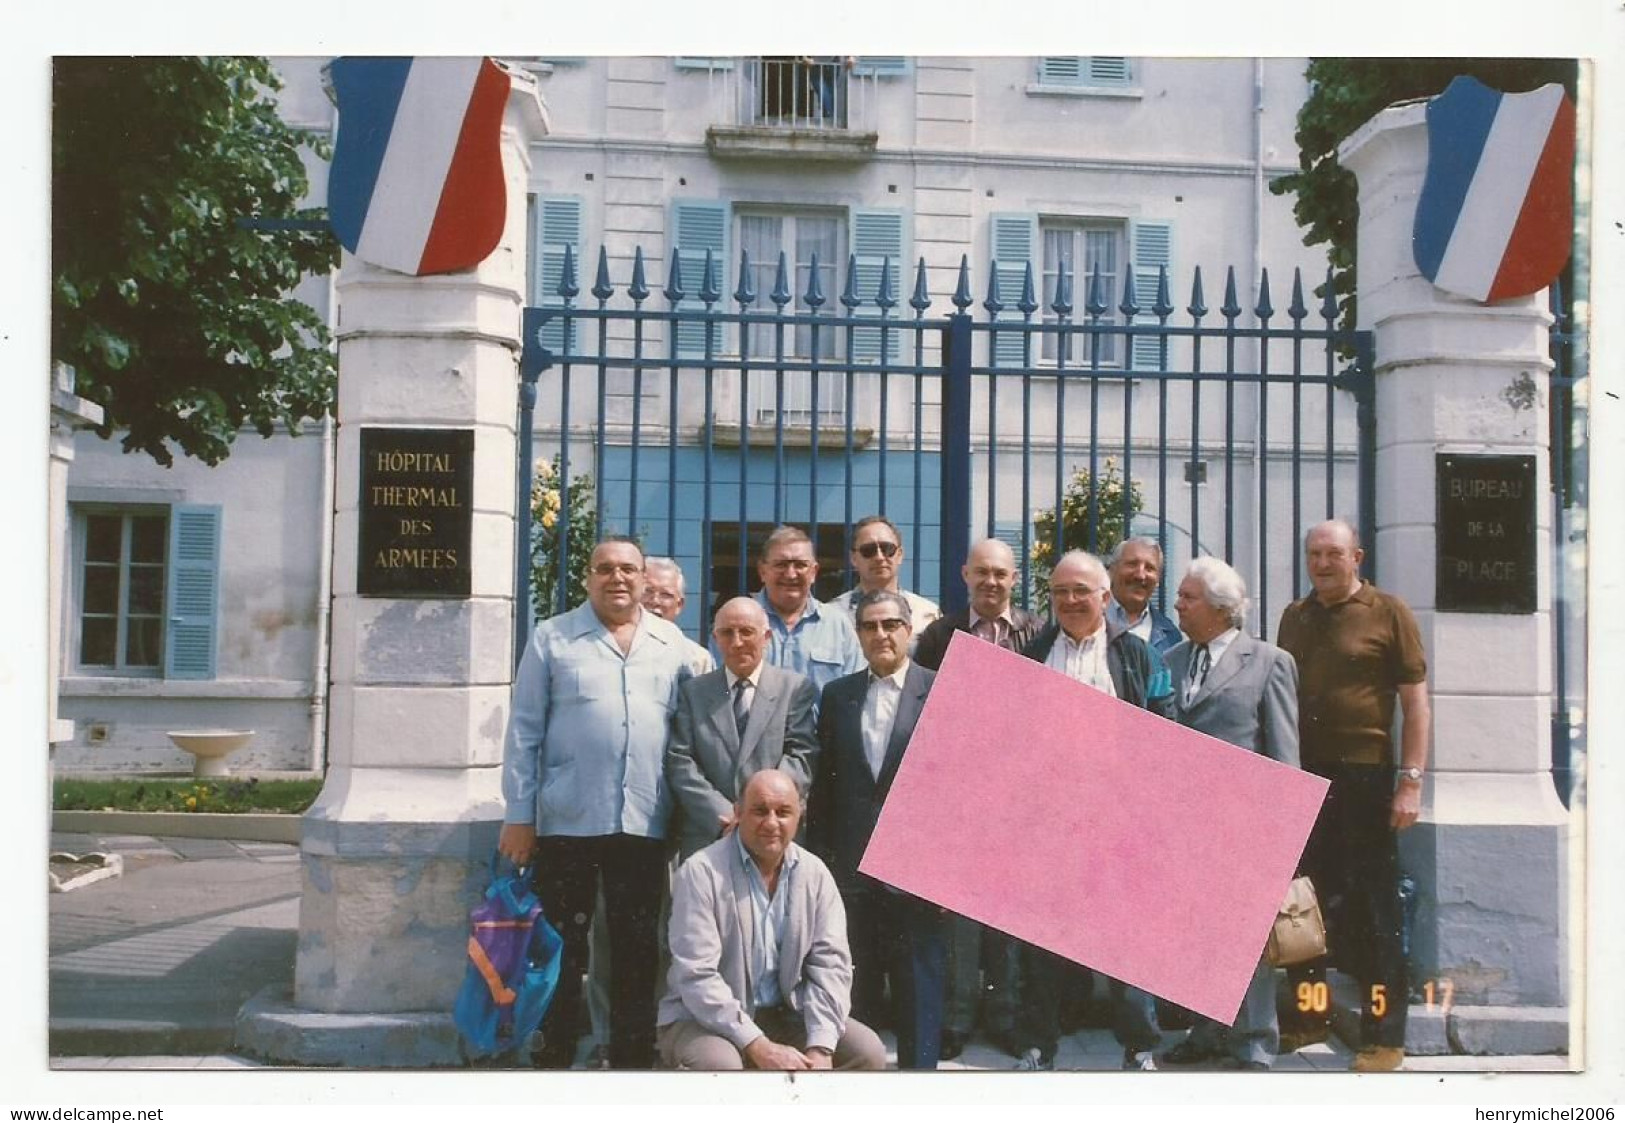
[
  {"left": 237, "top": 70, "right": 548, "bottom": 1067},
  {"left": 1339, "top": 103, "right": 1568, "bottom": 1055}
]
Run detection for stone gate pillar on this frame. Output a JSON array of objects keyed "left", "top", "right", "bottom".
[
  {"left": 238, "top": 69, "right": 549, "bottom": 1065},
  {"left": 1339, "top": 102, "right": 1568, "bottom": 1056}
]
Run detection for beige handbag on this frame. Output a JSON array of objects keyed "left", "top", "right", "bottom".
[{"left": 1266, "top": 877, "right": 1328, "bottom": 967}]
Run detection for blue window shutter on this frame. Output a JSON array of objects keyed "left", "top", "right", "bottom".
[
  {"left": 164, "top": 504, "right": 221, "bottom": 680},
  {"left": 990, "top": 212, "right": 1037, "bottom": 368},
  {"left": 1038, "top": 56, "right": 1132, "bottom": 87},
  {"left": 675, "top": 57, "right": 734, "bottom": 71},
  {"left": 854, "top": 56, "right": 910, "bottom": 77},
  {"left": 1088, "top": 57, "right": 1133, "bottom": 85},
  {"left": 851, "top": 208, "right": 906, "bottom": 363},
  {"left": 1130, "top": 219, "right": 1173, "bottom": 371},
  {"left": 529, "top": 195, "right": 583, "bottom": 356},
  {"left": 671, "top": 199, "right": 729, "bottom": 359}
]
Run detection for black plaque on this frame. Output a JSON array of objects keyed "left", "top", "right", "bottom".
[
  {"left": 1436, "top": 453, "right": 1536, "bottom": 614},
  {"left": 358, "top": 428, "right": 474, "bottom": 597}
]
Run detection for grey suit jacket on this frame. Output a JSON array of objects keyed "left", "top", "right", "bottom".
[
  {"left": 1165, "top": 631, "right": 1300, "bottom": 767},
  {"left": 658, "top": 837, "right": 852, "bottom": 1052},
  {"left": 665, "top": 664, "right": 820, "bottom": 859}
]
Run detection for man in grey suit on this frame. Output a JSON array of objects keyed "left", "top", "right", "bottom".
[
  {"left": 666, "top": 596, "right": 820, "bottom": 861},
  {"left": 658, "top": 770, "right": 887, "bottom": 1070},
  {"left": 1158, "top": 556, "right": 1300, "bottom": 1071}
]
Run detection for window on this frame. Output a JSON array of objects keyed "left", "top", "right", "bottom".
[
  {"left": 747, "top": 58, "right": 849, "bottom": 128},
  {"left": 72, "top": 504, "right": 221, "bottom": 678},
  {"left": 1042, "top": 221, "right": 1126, "bottom": 366},
  {"left": 77, "top": 510, "right": 167, "bottom": 671},
  {"left": 1035, "top": 57, "right": 1135, "bottom": 88},
  {"left": 738, "top": 209, "right": 847, "bottom": 424}
]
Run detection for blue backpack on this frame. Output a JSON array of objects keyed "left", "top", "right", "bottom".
[{"left": 453, "top": 856, "right": 564, "bottom": 1059}]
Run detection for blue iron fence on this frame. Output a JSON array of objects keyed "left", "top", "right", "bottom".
[{"left": 518, "top": 245, "right": 1374, "bottom": 657}]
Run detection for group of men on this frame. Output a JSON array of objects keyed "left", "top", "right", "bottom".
[{"left": 500, "top": 514, "right": 1429, "bottom": 1074}]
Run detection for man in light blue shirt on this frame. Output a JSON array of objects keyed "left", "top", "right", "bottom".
[
  {"left": 499, "top": 536, "right": 694, "bottom": 1070},
  {"left": 746, "top": 525, "right": 863, "bottom": 696}
]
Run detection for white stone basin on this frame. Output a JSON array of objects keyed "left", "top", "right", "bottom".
[{"left": 166, "top": 729, "right": 254, "bottom": 777}]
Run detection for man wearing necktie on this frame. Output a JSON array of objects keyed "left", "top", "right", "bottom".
[
  {"left": 1157, "top": 556, "right": 1300, "bottom": 1071},
  {"left": 809, "top": 589, "right": 945, "bottom": 1069},
  {"left": 666, "top": 596, "right": 820, "bottom": 863},
  {"left": 1012, "top": 549, "right": 1170, "bottom": 1072}
]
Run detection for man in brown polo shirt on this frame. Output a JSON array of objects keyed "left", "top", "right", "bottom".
[{"left": 1276, "top": 519, "right": 1430, "bottom": 1073}]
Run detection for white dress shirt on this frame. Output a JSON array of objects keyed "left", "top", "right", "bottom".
[
  {"left": 860, "top": 660, "right": 910, "bottom": 779},
  {"left": 1045, "top": 624, "right": 1119, "bottom": 698}
]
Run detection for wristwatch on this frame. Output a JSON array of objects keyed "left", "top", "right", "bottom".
[{"left": 1398, "top": 766, "right": 1424, "bottom": 783}]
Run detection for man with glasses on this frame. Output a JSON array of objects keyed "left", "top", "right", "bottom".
[
  {"left": 643, "top": 556, "right": 716, "bottom": 676},
  {"left": 750, "top": 525, "right": 864, "bottom": 696},
  {"left": 499, "top": 536, "right": 696, "bottom": 1069},
  {"left": 830, "top": 515, "right": 941, "bottom": 646},
  {"left": 666, "top": 596, "right": 820, "bottom": 861},
  {"left": 810, "top": 590, "right": 947, "bottom": 1069},
  {"left": 1011, "top": 549, "right": 1170, "bottom": 1072}
]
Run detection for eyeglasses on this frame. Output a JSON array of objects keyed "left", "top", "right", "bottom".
[
  {"left": 766, "top": 558, "right": 815, "bottom": 573},
  {"left": 1050, "top": 584, "right": 1103, "bottom": 600},
  {"left": 643, "top": 589, "right": 679, "bottom": 603},
  {"left": 856, "top": 617, "right": 908, "bottom": 635},
  {"left": 856, "top": 541, "right": 899, "bottom": 560},
  {"left": 590, "top": 562, "right": 642, "bottom": 578}
]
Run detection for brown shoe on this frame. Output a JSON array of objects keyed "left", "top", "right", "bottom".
[
  {"left": 1278, "top": 1026, "right": 1330, "bottom": 1052},
  {"left": 1351, "top": 1046, "right": 1405, "bottom": 1073}
]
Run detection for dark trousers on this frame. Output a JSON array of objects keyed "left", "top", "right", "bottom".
[
  {"left": 1016, "top": 943, "right": 1161, "bottom": 1062},
  {"left": 1288, "top": 763, "right": 1409, "bottom": 1048},
  {"left": 846, "top": 884, "right": 948, "bottom": 1070},
  {"left": 532, "top": 833, "right": 667, "bottom": 1069}
]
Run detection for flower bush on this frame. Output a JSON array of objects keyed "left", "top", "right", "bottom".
[
  {"left": 1030, "top": 457, "right": 1145, "bottom": 612},
  {"left": 529, "top": 454, "right": 598, "bottom": 620}
]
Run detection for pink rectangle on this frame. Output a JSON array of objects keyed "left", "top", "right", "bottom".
[{"left": 859, "top": 632, "right": 1328, "bottom": 1024}]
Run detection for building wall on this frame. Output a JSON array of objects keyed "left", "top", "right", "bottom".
[{"left": 56, "top": 428, "right": 329, "bottom": 774}]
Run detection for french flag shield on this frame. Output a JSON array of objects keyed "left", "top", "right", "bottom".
[
  {"left": 327, "top": 57, "right": 512, "bottom": 276},
  {"left": 1413, "top": 76, "right": 1574, "bottom": 303}
]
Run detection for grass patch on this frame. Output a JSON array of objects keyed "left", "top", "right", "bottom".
[{"left": 54, "top": 777, "right": 323, "bottom": 814}]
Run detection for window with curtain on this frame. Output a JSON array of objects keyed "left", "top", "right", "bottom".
[
  {"left": 1041, "top": 221, "right": 1125, "bottom": 366},
  {"left": 738, "top": 209, "right": 847, "bottom": 424}
]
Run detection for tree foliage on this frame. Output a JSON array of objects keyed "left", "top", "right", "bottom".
[
  {"left": 529, "top": 455, "right": 598, "bottom": 620},
  {"left": 1271, "top": 58, "right": 1578, "bottom": 339},
  {"left": 1030, "top": 457, "right": 1143, "bottom": 611},
  {"left": 53, "top": 57, "right": 340, "bottom": 466}
]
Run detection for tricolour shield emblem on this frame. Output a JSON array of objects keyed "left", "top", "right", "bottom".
[
  {"left": 1413, "top": 76, "right": 1574, "bottom": 303},
  {"left": 328, "top": 57, "right": 512, "bottom": 276}
]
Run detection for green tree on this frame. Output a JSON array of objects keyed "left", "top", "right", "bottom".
[
  {"left": 1030, "top": 457, "right": 1144, "bottom": 611},
  {"left": 529, "top": 455, "right": 598, "bottom": 620},
  {"left": 52, "top": 57, "right": 340, "bottom": 466},
  {"left": 1271, "top": 58, "right": 1577, "bottom": 341}
]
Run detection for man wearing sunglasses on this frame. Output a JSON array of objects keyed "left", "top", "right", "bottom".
[
  {"left": 809, "top": 590, "right": 947, "bottom": 1069},
  {"left": 829, "top": 516, "right": 941, "bottom": 645}
]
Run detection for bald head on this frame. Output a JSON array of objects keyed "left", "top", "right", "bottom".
[
  {"left": 963, "top": 537, "right": 1020, "bottom": 619},
  {"left": 1305, "top": 519, "right": 1364, "bottom": 605},
  {"left": 713, "top": 596, "right": 771, "bottom": 678},
  {"left": 735, "top": 769, "right": 803, "bottom": 872}
]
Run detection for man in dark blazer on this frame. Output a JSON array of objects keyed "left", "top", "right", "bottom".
[
  {"left": 1012, "top": 549, "right": 1169, "bottom": 1071},
  {"left": 911, "top": 536, "right": 1043, "bottom": 1059},
  {"left": 1159, "top": 556, "right": 1299, "bottom": 1071},
  {"left": 809, "top": 589, "right": 945, "bottom": 1070},
  {"left": 667, "top": 596, "right": 820, "bottom": 861}
]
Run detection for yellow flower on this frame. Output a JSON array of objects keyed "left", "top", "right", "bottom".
[
  {"left": 185, "top": 796, "right": 198, "bottom": 810},
  {"left": 541, "top": 510, "right": 557, "bottom": 530}
]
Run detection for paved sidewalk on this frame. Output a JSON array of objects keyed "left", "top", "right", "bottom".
[
  {"left": 49, "top": 830, "right": 301, "bottom": 1058},
  {"left": 45, "top": 832, "right": 1572, "bottom": 1074}
]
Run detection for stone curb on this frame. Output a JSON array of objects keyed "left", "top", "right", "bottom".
[
  {"left": 235, "top": 986, "right": 470, "bottom": 1068},
  {"left": 50, "top": 1019, "right": 236, "bottom": 1058},
  {"left": 53, "top": 810, "right": 302, "bottom": 845}
]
